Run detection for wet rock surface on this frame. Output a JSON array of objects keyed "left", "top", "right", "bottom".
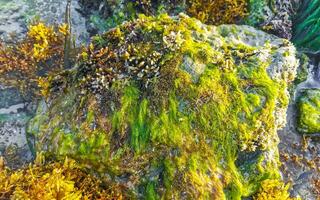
[
  {"left": 0, "top": 0, "right": 89, "bottom": 44},
  {"left": 0, "top": 0, "right": 27, "bottom": 39},
  {"left": 0, "top": 86, "right": 34, "bottom": 169},
  {"left": 279, "top": 105, "right": 320, "bottom": 199},
  {"left": 0, "top": 0, "right": 89, "bottom": 168},
  {"left": 278, "top": 60, "right": 320, "bottom": 199}
]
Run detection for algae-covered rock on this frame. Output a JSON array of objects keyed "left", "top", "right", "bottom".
[
  {"left": 78, "top": 0, "right": 298, "bottom": 40},
  {"left": 297, "top": 89, "right": 320, "bottom": 134},
  {"left": 29, "top": 14, "right": 298, "bottom": 199}
]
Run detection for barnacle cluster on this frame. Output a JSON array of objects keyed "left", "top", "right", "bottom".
[{"left": 78, "top": 19, "right": 182, "bottom": 94}]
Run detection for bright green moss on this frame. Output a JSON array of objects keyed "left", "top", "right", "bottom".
[
  {"left": 145, "top": 181, "right": 159, "bottom": 200},
  {"left": 29, "top": 14, "right": 297, "bottom": 199},
  {"left": 298, "top": 89, "right": 320, "bottom": 134}
]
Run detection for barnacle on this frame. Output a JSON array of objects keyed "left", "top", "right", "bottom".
[{"left": 78, "top": 18, "right": 182, "bottom": 94}]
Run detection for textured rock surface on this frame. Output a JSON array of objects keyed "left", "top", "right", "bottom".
[
  {"left": 0, "top": 0, "right": 89, "bottom": 168},
  {"left": 0, "top": 86, "right": 33, "bottom": 169},
  {"left": 279, "top": 102, "right": 320, "bottom": 199},
  {"left": 278, "top": 56, "right": 320, "bottom": 199},
  {"left": 0, "top": 0, "right": 27, "bottom": 38},
  {"left": 245, "top": 0, "right": 300, "bottom": 39},
  {"left": 29, "top": 14, "right": 298, "bottom": 199},
  {"left": 0, "top": 0, "right": 89, "bottom": 44}
]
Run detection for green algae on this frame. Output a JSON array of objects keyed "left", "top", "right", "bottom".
[
  {"left": 297, "top": 89, "right": 320, "bottom": 134},
  {"left": 245, "top": 0, "right": 271, "bottom": 26},
  {"left": 292, "top": 0, "right": 320, "bottom": 52},
  {"left": 80, "top": 0, "right": 249, "bottom": 34},
  {"left": 28, "top": 14, "right": 297, "bottom": 199},
  {"left": 294, "top": 54, "right": 309, "bottom": 86}
]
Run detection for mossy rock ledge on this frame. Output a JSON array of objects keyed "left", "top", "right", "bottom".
[{"left": 28, "top": 14, "right": 298, "bottom": 199}]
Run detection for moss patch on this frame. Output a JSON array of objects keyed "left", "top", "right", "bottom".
[{"left": 298, "top": 89, "right": 320, "bottom": 134}]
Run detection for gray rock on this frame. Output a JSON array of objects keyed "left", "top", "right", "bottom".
[
  {"left": 0, "top": 85, "right": 34, "bottom": 169},
  {"left": 0, "top": 0, "right": 89, "bottom": 44}
]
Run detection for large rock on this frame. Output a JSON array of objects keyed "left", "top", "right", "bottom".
[{"left": 28, "top": 14, "right": 298, "bottom": 199}]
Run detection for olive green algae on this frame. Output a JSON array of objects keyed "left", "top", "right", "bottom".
[{"left": 28, "top": 14, "right": 298, "bottom": 199}]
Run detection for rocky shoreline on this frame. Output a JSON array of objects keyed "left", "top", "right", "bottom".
[{"left": 0, "top": 0, "right": 319, "bottom": 199}]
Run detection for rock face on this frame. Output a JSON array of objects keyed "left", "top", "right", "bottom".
[
  {"left": 0, "top": 86, "right": 33, "bottom": 169},
  {"left": 0, "top": 0, "right": 27, "bottom": 38},
  {"left": 245, "top": 0, "right": 300, "bottom": 39},
  {"left": 278, "top": 101, "right": 320, "bottom": 200},
  {"left": 0, "top": 0, "right": 88, "bottom": 44},
  {"left": 29, "top": 14, "right": 298, "bottom": 199},
  {"left": 278, "top": 53, "right": 320, "bottom": 199}
]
